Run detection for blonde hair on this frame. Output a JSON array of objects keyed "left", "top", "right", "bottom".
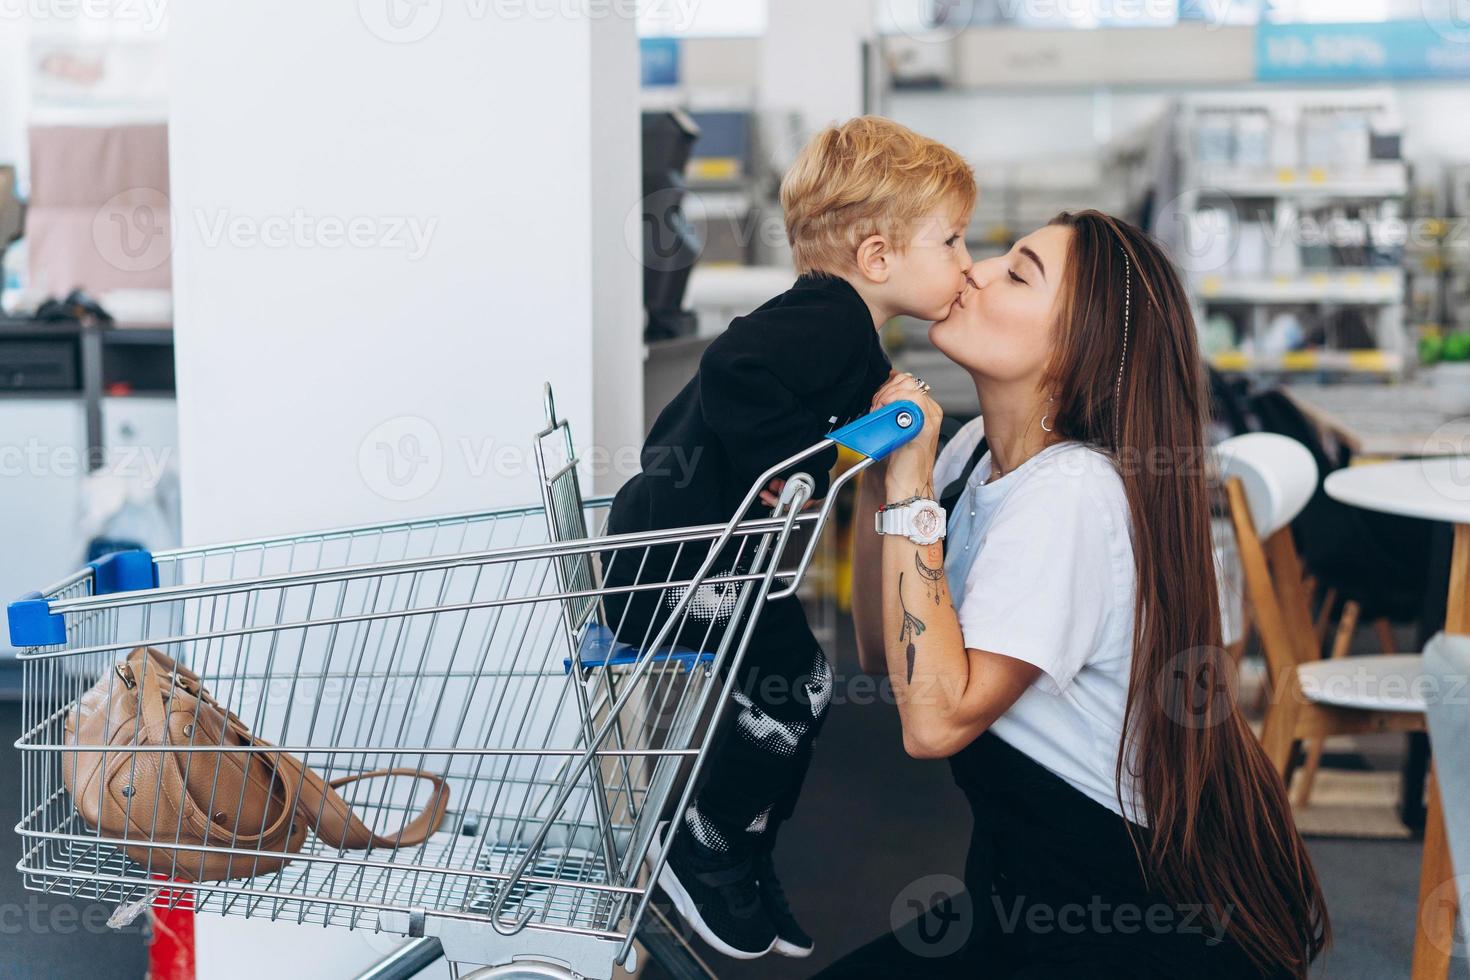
[{"left": 780, "top": 116, "right": 976, "bottom": 277}]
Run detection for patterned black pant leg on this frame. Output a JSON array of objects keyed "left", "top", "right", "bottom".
[{"left": 683, "top": 597, "right": 833, "bottom": 852}]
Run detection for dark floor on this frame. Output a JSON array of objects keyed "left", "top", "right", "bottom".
[
  {"left": 2, "top": 633, "right": 1466, "bottom": 979},
  {"left": 1, "top": 699, "right": 150, "bottom": 980}
]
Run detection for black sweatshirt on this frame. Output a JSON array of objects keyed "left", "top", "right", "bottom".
[
  {"left": 602, "top": 274, "right": 891, "bottom": 646},
  {"left": 610, "top": 273, "right": 892, "bottom": 535}
]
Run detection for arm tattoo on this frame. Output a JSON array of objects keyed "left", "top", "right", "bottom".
[
  {"left": 914, "top": 550, "right": 944, "bottom": 605},
  {"left": 897, "top": 571, "right": 927, "bottom": 684}
]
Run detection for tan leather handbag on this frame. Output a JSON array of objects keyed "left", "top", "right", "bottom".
[{"left": 62, "top": 646, "right": 450, "bottom": 883}]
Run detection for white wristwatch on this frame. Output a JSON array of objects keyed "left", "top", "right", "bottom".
[{"left": 874, "top": 496, "right": 947, "bottom": 546}]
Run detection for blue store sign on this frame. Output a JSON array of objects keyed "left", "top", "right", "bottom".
[{"left": 1257, "top": 19, "right": 1470, "bottom": 80}]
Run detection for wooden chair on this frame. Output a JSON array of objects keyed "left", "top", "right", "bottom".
[{"left": 1216, "top": 434, "right": 1427, "bottom": 796}]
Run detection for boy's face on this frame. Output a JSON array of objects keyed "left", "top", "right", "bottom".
[{"left": 886, "top": 208, "right": 975, "bottom": 322}]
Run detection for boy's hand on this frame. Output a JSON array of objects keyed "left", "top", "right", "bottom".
[{"left": 759, "top": 478, "right": 820, "bottom": 511}]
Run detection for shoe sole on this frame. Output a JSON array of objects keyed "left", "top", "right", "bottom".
[
  {"left": 646, "top": 823, "right": 776, "bottom": 961},
  {"left": 772, "top": 937, "right": 814, "bottom": 959}
]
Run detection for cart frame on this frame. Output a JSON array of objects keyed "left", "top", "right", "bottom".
[{"left": 8, "top": 388, "right": 922, "bottom": 978}]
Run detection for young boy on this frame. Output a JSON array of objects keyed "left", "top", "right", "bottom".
[{"left": 602, "top": 116, "right": 975, "bottom": 960}]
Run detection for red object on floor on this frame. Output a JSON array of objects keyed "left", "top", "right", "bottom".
[{"left": 148, "top": 881, "right": 196, "bottom": 980}]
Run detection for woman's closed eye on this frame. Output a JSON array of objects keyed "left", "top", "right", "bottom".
[{"left": 1008, "top": 268, "right": 1028, "bottom": 285}]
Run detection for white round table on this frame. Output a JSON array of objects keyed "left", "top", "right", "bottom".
[
  {"left": 1324, "top": 458, "right": 1470, "bottom": 528},
  {"left": 1325, "top": 457, "right": 1470, "bottom": 980}
]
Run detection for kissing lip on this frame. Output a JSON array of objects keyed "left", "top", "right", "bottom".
[{"left": 951, "top": 274, "right": 979, "bottom": 309}]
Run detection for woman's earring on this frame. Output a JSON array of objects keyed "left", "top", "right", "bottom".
[{"left": 1040, "top": 394, "right": 1055, "bottom": 433}]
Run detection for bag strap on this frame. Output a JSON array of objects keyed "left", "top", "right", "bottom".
[
  {"left": 267, "top": 751, "right": 449, "bottom": 849},
  {"left": 320, "top": 769, "right": 451, "bottom": 849}
]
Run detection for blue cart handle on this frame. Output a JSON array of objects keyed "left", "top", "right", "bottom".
[
  {"left": 8, "top": 549, "right": 157, "bottom": 648},
  {"left": 828, "top": 400, "right": 926, "bottom": 461}
]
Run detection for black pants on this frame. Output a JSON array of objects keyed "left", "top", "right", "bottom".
[
  {"left": 815, "top": 734, "right": 1268, "bottom": 979},
  {"left": 687, "top": 596, "right": 831, "bottom": 849}
]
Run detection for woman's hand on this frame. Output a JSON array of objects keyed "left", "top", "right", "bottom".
[{"left": 870, "top": 370, "right": 943, "bottom": 493}]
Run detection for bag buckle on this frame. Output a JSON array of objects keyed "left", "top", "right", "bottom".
[{"left": 115, "top": 663, "right": 136, "bottom": 690}]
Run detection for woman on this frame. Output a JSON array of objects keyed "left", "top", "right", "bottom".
[{"left": 835, "top": 211, "right": 1329, "bottom": 978}]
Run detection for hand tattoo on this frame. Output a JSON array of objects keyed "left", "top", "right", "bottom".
[
  {"left": 897, "top": 571, "right": 927, "bottom": 684},
  {"left": 914, "top": 550, "right": 944, "bottom": 605}
]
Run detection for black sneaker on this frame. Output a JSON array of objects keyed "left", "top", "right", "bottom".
[
  {"left": 754, "top": 847, "right": 814, "bottom": 958},
  {"left": 647, "top": 822, "right": 776, "bottom": 960}
]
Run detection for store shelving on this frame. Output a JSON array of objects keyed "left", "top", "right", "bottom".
[
  {"left": 1208, "top": 348, "right": 1401, "bottom": 374},
  {"left": 1140, "top": 90, "right": 1413, "bottom": 379},
  {"left": 1198, "top": 270, "right": 1403, "bottom": 304},
  {"left": 1192, "top": 162, "right": 1408, "bottom": 200},
  {"left": 963, "top": 157, "right": 1123, "bottom": 259},
  {"left": 1405, "top": 166, "right": 1470, "bottom": 340}
]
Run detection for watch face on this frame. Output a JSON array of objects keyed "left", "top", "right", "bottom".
[{"left": 913, "top": 506, "right": 940, "bottom": 539}]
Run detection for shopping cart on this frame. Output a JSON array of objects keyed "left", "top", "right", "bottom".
[{"left": 8, "top": 385, "right": 922, "bottom": 979}]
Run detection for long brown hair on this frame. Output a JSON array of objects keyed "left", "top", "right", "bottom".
[{"left": 1045, "top": 210, "right": 1329, "bottom": 977}]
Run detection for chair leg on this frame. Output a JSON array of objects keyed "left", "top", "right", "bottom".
[
  {"left": 1293, "top": 601, "right": 1360, "bottom": 806},
  {"left": 1374, "top": 617, "right": 1398, "bottom": 655},
  {"left": 1411, "top": 769, "right": 1456, "bottom": 979},
  {"left": 1233, "top": 612, "right": 1272, "bottom": 717},
  {"left": 1313, "top": 585, "right": 1338, "bottom": 647},
  {"left": 1330, "top": 602, "right": 1360, "bottom": 660},
  {"left": 1261, "top": 668, "right": 1303, "bottom": 781}
]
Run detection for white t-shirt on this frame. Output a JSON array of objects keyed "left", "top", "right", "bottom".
[{"left": 934, "top": 417, "right": 1141, "bottom": 821}]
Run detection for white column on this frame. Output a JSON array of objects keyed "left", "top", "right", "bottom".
[
  {"left": 166, "top": 0, "right": 641, "bottom": 974},
  {"left": 168, "top": 0, "right": 643, "bottom": 548},
  {"left": 758, "top": 0, "right": 875, "bottom": 134}
]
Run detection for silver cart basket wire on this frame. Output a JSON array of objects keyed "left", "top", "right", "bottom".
[{"left": 8, "top": 386, "right": 922, "bottom": 979}]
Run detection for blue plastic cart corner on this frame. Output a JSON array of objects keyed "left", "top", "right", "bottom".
[{"left": 7, "top": 549, "right": 157, "bottom": 647}]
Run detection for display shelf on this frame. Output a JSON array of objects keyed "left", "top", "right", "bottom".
[
  {"left": 1190, "top": 163, "right": 1408, "bottom": 200},
  {"left": 1147, "top": 91, "right": 1414, "bottom": 379},
  {"left": 1197, "top": 270, "right": 1403, "bottom": 304},
  {"left": 1208, "top": 348, "right": 1402, "bottom": 374},
  {"left": 101, "top": 326, "right": 173, "bottom": 345}
]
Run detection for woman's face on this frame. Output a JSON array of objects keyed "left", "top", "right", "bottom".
[{"left": 929, "top": 224, "right": 1073, "bottom": 385}]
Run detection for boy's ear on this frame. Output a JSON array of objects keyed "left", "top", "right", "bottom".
[{"left": 854, "top": 234, "right": 891, "bottom": 285}]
